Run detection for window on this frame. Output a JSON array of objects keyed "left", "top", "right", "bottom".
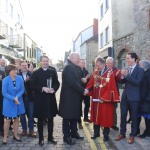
[
  {"left": 105, "top": 26, "right": 109, "bottom": 44},
  {"left": 105, "top": 0, "right": 109, "bottom": 10},
  {"left": 10, "top": 4, "right": 13, "bottom": 18},
  {"left": 100, "top": 33, "right": 103, "bottom": 48},
  {"left": 100, "top": 4, "right": 103, "bottom": 18}
]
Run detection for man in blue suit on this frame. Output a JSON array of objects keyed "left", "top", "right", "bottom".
[{"left": 115, "top": 53, "right": 144, "bottom": 144}]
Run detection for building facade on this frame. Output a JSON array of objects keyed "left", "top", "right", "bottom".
[
  {"left": 98, "top": 0, "right": 150, "bottom": 69},
  {"left": 98, "top": 0, "right": 134, "bottom": 68},
  {"left": 0, "top": 0, "right": 24, "bottom": 64},
  {"left": 23, "top": 33, "right": 37, "bottom": 65},
  {"left": 72, "top": 19, "right": 98, "bottom": 74}
]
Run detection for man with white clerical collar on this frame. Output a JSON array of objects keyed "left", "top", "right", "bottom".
[{"left": 31, "top": 56, "right": 60, "bottom": 146}]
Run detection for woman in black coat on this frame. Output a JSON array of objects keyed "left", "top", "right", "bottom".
[{"left": 138, "top": 60, "right": 150, "bottom": 138}]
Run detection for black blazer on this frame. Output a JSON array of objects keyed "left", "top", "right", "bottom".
[
  {"left": 18, "top": 71, "right": 33, "bottom": 102},
  {"left": 139, "top": 68, "right": 150, "bottom": 113}
]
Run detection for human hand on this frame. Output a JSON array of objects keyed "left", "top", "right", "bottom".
[
  {"left": 49, "top": 88, "right": 55, "bottom": 93},
  {"left": 42, "top": 87, "right": 50, "bottom": 93},
  {"left": 81, "top": 78, "right": 87, "bottom": 83},
  {"left": 121, "top": 68, "right": 128, "bottom": 76},
  {"left": 25, "top": 75, "right": 30, "bottom": 82},
  {"left": 14, "top": 97, "right": 20, "bottom": 105},
  {"left": 84, "top": 89, "right": 89, "bottom": 95}
]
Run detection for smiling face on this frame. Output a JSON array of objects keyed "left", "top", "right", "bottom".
[
  {"left": 40, "top": 57, "right": 49, "bottom": 68},
  {"left": 126, "top": 54, "right": 136, "bottom": 66},
  {"left": 106, "top": 59, "right": 114, "bottom": 70},
  {"left": 21, "top": 62, "right": 28, "bottom": 73},
  {"left": 95, "top": 61, "right": 105, "bottom": 71}
]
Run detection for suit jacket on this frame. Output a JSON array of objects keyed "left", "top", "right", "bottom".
[
  {"left": 2, "top": 75, "right": 25, "bottom": 117},
  {"left": 18, "top": 71, "right": 33, "bottom": 102},
  {"left": 31, "top": 67, "right": 60, "bottom": 118},
  {"left": 121, "top": 65, "right": 144, "bottom": 101},
  {"left": 59, "top": 59, "right": 85, "bottom": 119}
]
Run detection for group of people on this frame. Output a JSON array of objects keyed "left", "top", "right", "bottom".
[{"left": 0, "top": 51, "right": 150, "bottom": 147}]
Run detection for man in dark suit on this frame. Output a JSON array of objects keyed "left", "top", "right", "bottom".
[
  {"left": 31, "top": 56, "right": 60, "bottom": 146},
  {"left": 19, "top": 61, "right": 36, "bottom": 138},
  {"left": 115, "top": 53, "right": 144, "bottom": 144},
  {"left": 59, "top": 52, "right": 89, "bottom": 145}
]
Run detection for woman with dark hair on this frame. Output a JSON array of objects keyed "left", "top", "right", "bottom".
[
  {"left": 2, "top": 64, "right": 25, "bottom": 144},
  {"left": 138, "top": 60, "right": 150, "bottom": 138}
]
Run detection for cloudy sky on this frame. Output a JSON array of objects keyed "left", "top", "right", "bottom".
[{"left": 20, "top": 0, "right": 98, "bottom": 63}]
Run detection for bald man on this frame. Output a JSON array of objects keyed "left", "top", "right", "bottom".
[{"left": 59, "top": 52, "right": 88, "bottom": 145}]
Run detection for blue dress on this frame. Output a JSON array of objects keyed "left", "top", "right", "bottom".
[{"left": 2, "top": 75, "right": 25, "bottom": 118}]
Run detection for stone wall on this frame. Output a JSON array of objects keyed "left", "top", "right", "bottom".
[
  {"left": 113, "top": 33, "right": 134, "bottom": 68},
  {"left": 133, "top": 0, "right": 150, "bottom": 60}
]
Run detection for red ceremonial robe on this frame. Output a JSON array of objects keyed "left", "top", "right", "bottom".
[{"left": 86, "top": 69, "right": 120, "bottom": 127}]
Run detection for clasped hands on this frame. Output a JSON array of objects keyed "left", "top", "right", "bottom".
[
  {"left": 42, "top": 87, "right": 55, "bottom": 93},
  {"left": 121, "top": 68, "right": 128, "bottom": 77}
]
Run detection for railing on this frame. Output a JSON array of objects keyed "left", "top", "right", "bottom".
[
  {"left": 0, "top": 20, "right": 8, "bottom": 39},
  {"left": 9, "top": 35, "right": 22, "bottom": 48}
]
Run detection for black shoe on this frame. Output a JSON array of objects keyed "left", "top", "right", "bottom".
[
  {"left": 83, "top": 119, "right": 92, "bottom": 123},
  {"left": 63, "top": 137, "right": 76, "bottom": 145},
  {"left": 9, "top": 126, "right": 13, "bottom": 131},
  {"left": 13, "top": 136, "right": 21, "bottom": 142},
  {"left": 111, "top": 126, "right": 119, "bottom": 130},
  {"left": 91, "top": 134, "right": 100, "bottom": 139},
  {"left": 71, "top": 133, "right": 84, "bottom": 139},
  {"left": 103, "top": 136, "right": 109, "bottom": 142},
  {"left": 139, "top": 131, "right": 147, "bottom": 138},
  {"left": 2, "top": 141, "right": 7, "bottom": 145},
  {"left": 39, "top": 140, "right": 44, "bottom": 146},
  {"left": 48, "top": 138, "right": 57, "bottom": 145},
  {"left": 136, "top": 130, "right": 140, "bottom": 136},
  {"left": 126, "top": 119, "right": 131, "bottom": 123}
]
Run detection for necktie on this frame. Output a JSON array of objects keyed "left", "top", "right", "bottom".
[{"left": 129, "top": 67, "right": 132, "bottom": 75}]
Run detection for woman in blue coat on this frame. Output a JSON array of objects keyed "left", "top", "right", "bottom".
[{"left": 2, "top": 64, "right": 25, "bottom": 144}]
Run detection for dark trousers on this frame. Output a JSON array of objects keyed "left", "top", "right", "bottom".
[
  {"left": 0, "top": 100, "right": 3, "bottom": 132},
  {"left": 78, "top": 96, "right": 90, "bottom": 124},
  {"left": 37, "top": 117, "right": 54, "bottom": 140},
  {"left": 83, "top": 96, "right": 90, "bottom": 120},
  {"left": 120, "top": 98, "right": 139, "bottom": 137},
  {"left": 93, "top": 124, "right": 110, "bottom": 137},
  {"left": 144, "top": 118, "right": 150, "bottom": 135},
  {"left": 63, "top": 118, "right": 77, "bottom": 138},
  {"left": 113, "top": 103, "right": 118, "bottom": 126}
]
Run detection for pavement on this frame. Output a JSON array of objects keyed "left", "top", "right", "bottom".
[{"left": 0, "top": 72, "right": 150, "bottom": 150}]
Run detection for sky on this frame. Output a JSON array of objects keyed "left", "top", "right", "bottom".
[{"left": 20, "top": 0, "right": 98, "bottom": 63}]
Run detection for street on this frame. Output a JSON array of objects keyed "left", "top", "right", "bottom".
[{"left": 0, "top": 72, "right": 149, "bottom": 150}]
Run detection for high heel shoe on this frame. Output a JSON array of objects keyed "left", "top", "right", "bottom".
[{"left": 13, "top": 136, "right": 21, "bottom": 142}]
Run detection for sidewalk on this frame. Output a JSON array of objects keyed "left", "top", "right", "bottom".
[
  {"left": 108, "top": 103, "right": 150, "bottom": 150},
  {"left": 0, "top": 116, "right": 92, "bottom": 150}
]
